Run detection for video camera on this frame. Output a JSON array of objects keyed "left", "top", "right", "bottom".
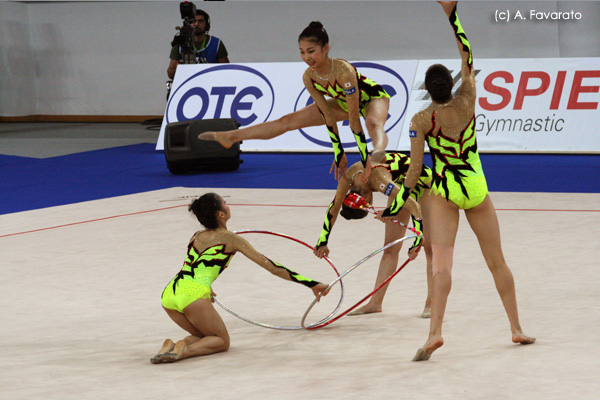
[{"left": 171, "top": 1, "right": 197, "bottom": 64}]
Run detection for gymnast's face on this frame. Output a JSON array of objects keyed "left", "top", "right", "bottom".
[
  {"left": 219, "top": 197, "right": 231, "bottom": 221},
  {"left": 299, "top": 39, "right": 329, "bottom": 68}
]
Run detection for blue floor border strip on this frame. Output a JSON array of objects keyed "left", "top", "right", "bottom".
[{"left": 2, "top": 143, "right": 599, "bottom": 215}]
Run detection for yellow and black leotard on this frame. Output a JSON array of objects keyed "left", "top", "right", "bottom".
[
  {"left": 161, "top": 243, "right": 234, "bottom": 312},
  {"left": 162, "top": 234, "right": 320, "bottom": 313},
  {"left": 305, "top": 60, "right": 390, "bottom": 168},
  {"left": 375, "top": 153, "right": 432, "bottom": 203},
  {"left": 375, "top": 153, "right": 431, "bottom": 249},
  {"left": 426, "top": 114, "right": 488, "bottom": 210},
  {"left": 309, "top": 64, "right": 389, "bottom": 118}
]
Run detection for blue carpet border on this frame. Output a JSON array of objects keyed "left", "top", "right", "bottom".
[{"left": 2, "top": 143, "right": 599, "bottom": 215}]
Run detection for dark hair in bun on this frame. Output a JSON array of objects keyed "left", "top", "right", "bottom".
[
  {"left": 425, "top": 64, "right": 453, "bottom": 103},
  {"left": 188, "top": 193, "right": 223, "bottom": 229},
  {"left": 298, "top": 21, "right": 329, "bottom": 47}
]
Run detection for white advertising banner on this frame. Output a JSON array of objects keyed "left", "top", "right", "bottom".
[
  {"left": 399, "top": 57, "right": 600, "bottom": 153},
  {"left": 157, "top": 61, "right": 418, "bottom": 151}
]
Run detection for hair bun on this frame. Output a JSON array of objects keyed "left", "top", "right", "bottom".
[
  {"left": 309, "top": 21, "right": 324, "bottom": 30},
  {"left": 298, "top": 21, "right": 329, "bottom": 46}
]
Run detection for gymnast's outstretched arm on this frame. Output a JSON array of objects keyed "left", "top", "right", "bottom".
[
  {"left": 441, "top": 1, "right": 476, "bottom": 97},
  {"left": 231, "top": 233, "right": 329, "bottom": 299},
  {"left": 313, "top": 167, "right": 355, "bottom": 258}
]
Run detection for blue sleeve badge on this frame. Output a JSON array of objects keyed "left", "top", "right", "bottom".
[
  {"left": 384, "top": 183, "right": 394, "bottom": 196},
  {"left": 344, "top": 87, "right": 357, "bottom": 95},
  {"left": 409, "top": 130, "right": 417, "bottom": 137}
]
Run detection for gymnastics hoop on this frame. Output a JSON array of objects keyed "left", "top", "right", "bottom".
[
  {"left": 211, "top": 230, "right": 345, "bottom": 330},
  {"left": 301, "top": 232, "right": 421, "bottom": 330}
]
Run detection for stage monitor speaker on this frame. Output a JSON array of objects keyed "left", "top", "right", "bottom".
[{"left": 164, "top": 118, "right": 242, "bottom": 174}]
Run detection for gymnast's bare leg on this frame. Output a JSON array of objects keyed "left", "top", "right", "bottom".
[
  {"left": 362, "top": 97, "right": 390, "bottom": 163},
  {"left": 413, "top": 193, "right": 459, "bottom": 361},
  {"left": 151, "top": 300, "right": 230, "bottom": 364},
  {"left": 464, "top": 196, "right": 535, "bottom": 345},
  {"left": 348, "top": 207, "right": 410, "bottom": 315},
  {"left": 413, "top": 194, "right": 534, "bottom": 361},
  {"left": 349, "top": 191, "right": 433, "bottom": 317},
  {"left": 419, "top": 191, "right": 434, "bottom": 318},
  {"left": 198, "top": 99, "right": 349, "bottom": 149}
]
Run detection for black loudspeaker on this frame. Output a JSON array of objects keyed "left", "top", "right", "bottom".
[{"left": 164, "top": 118, "right": 242, "bottom": 174}]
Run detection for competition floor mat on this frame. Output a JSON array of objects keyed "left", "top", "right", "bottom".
[{"left": 2, "top": 187, "right": 599, "bottom": 399}]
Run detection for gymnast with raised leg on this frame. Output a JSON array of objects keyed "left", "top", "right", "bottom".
[
  {"left": 199, "top": 21, "right": 390, "bottom": 180},
  {"left": 313, "top": 152, "right": 434, "bottom": 318},
  {"left": 374, "top": 2, "right": 534, "bottom": 361},
  {"left": 151, "top": 193, "right": 329, "bottom": 364}
]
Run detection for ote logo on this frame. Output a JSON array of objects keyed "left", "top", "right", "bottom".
[
  {"left": 294, "top": 62, "right": 409, "bottom": 148},
  {"left": 166, "top": 65, "right": 275, "bottom": 126}
]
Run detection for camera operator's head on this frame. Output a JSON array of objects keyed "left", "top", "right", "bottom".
[{"left": 192, "top": 10, "right": 211, "bottom": 36}]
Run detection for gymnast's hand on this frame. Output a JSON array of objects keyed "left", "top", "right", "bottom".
[
  {"left": 408, "top": 245, "right": 422, "bottom": 261},
  {"left": 438, "top": 1, "right": 458, "bottom": 17},
  {"left": 312, "top": 283, "right": 331, "bottom": 302},
  {"left": 330, "top": 153, "right": 348, "bottom": 181},
  {"left": 314, "top": 245, "right": 330, "bottom": 259},
  {"left": 404, "top": 197, "right": 422, "bottom": 221},
  {"left": 374, "top": 209, "right": 394, "bottom": 223}
]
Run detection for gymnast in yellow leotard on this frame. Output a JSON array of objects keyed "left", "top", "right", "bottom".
[
  {"left": 373, "top": 2, "right": 535, "bottom": 361},
  {"left": 198, "top": 21, "right": 390, "bottom": 181},
  {"left": 314, "top": 153, "right": 435, "bottom": 318},
  {"left": 151, "top": 193, "right": 329, "bottom": 364}
]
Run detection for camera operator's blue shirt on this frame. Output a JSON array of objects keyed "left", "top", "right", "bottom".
[{"left": 169, "top": 35, "right": 228, "bottom": 63}]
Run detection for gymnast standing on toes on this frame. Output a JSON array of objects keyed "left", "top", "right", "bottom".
[
  {"left": 199, "top": 21, "right": 390, "bottom": 180},
  {"left": 151, "top": 193, "right": 329, "bottom": 364},
  {"left": 313, "top": 152, "right": 434, "bottom": 318},
  {"left": 374, "top": 2, "right": 534, "bottom": 361}
]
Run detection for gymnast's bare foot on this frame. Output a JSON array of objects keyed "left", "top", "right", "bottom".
[
  {"left": 512, "top": 332, "right": 536, "bottom": 345},
  {"left": 420, "top": 307, "right": 431, "bottom": 318},
  {"left": 197, "top": 131, "right": 234, "bottom": 149},
  {"left": 412, "top": 335, "right": 444, "bottom": 361},
  {"left": 347, "top": 304, "right": 382, "bottom": 316},
  {"left": 154, "top": 339, "right": 187, "bottom": 364},
  {"left": 157, "top": 351, "right": 182, "bottom": 363},
  {"left": 150, "top": 338, "right": 175, "bottom": 364}
]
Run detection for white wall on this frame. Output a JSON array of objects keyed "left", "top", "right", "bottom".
[
  {"left": 0, "top": 1, "right": 36, "bottom": 116},
  {"left": 1, "top": 1, "right": 598, "bottom": 116}
]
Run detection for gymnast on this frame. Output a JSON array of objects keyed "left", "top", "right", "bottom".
[
  {"left": 372, "top": 2, "right": 534, "bottom": 361},
  {"left": 199, "top": 21, "right": 390, "bottom": 180},
  {"left": 151, "top": 193, "right": 329, "bottom": 364},
  {"left": 313, "top": 152, "right": 434, "bottom": 318}
]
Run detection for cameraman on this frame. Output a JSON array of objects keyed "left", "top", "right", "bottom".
[{"left": 167, "top": 9, "right": 230, "bottom": 80}]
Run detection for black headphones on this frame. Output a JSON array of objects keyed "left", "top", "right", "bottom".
[{"left": 196, "top": 9, "right": 211, "bottom": 32}]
